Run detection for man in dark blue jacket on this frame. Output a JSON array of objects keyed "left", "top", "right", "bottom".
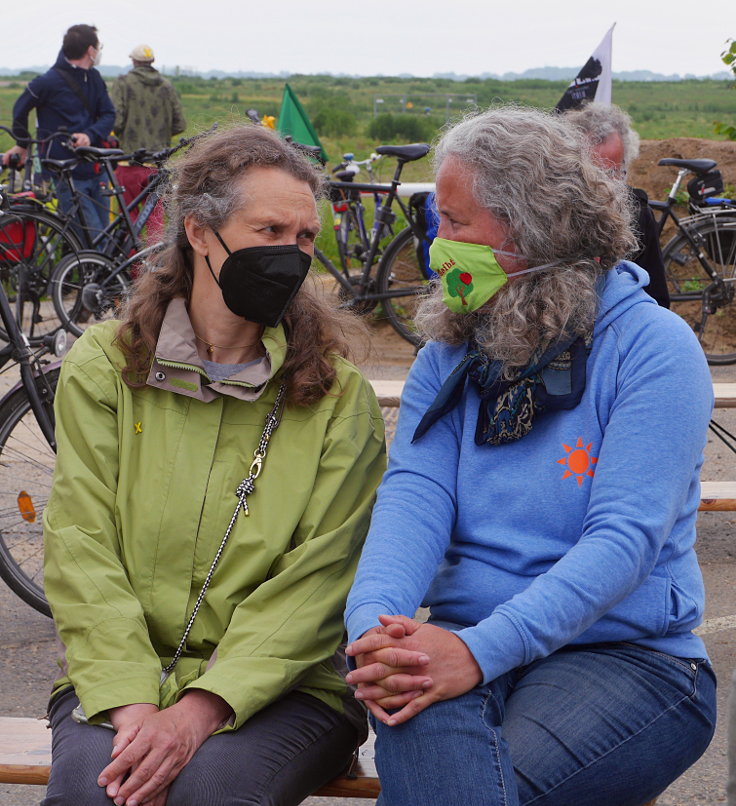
[{"left": 2, "top": 24, "right": 116, "bottom": 237}]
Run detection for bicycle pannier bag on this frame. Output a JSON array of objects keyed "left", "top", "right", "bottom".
[
  {"left": 0, "top": 219, "right": 36, "bottom": 263},
  {"left": 687, "top": 170, "right": 724, "bottom": 201}
]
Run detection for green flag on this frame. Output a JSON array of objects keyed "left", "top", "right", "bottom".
[{"left": 277, "top": 83, "right": 328, "bottom": 162}]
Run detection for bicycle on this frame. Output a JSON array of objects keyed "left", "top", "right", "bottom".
[
  {"left": 0, "top": 129, "right": 87, "bottom": 345},
  {"left": 329, "top": 151, "right": 384, "bottom": 274},
  {"left": 649, "top": 158, "right": 736, "bottom": 364},
  {"left": 48, "top": 130, "right": 216, "bottom": 338},
  {"left": 315, "top": 142, "right": 433, "bottom": 345},
  {"left": 0, "top": 184, "right": 62, "bottom": 616}
]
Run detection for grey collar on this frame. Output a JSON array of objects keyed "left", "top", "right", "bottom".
[{"left": 145, "top": 298, "right": 273, "bottom": 403}]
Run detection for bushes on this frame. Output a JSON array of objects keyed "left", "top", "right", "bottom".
[
  {"left": 367, "top": 113, "right": 441, "bottom": 143},
  {"left": 312, "top": 107, "right": 357, "bottom": 137}
]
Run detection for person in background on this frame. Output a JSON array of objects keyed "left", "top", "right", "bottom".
[
  {"left": 566, "top": 101, "right": 670, "bottom": 307},
  {"left": 345, "top": 106, "right": 715, "bottom": 806},
  {"left": 42, "top": 125, "right": 384, "bottom": 806},
  {"left": 1, "top": 24, "right": 115, "bottom": 237},
  {"left": 110, "top": 44, "right": 186, "bottom": 242}
]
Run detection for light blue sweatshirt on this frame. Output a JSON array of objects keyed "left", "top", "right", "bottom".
[{"left": 346, "top": 262, "right": 713, "bottom": 684}]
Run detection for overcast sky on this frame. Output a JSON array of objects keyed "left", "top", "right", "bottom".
[{"left": 1, "top": 0, "right": 732, "bottom": 77}]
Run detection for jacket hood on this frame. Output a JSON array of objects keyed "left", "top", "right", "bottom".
[
  {"left": 129, "top": 65, "right": 164, "bottom": 86},
  {"left": 594, "top": 260, "right": 656, "bottom": 336}
]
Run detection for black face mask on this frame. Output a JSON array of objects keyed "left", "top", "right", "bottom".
[{"left": 205, "top": 232, "right": 312, "bottom": 328}]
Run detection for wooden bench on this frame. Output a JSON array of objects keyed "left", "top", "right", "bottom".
[
  {"left": 372, "top": 380, "right": 736, "bottom": 410},
  {"left": 0, "top": 716, "right": 380, "bottom": 797},
  {"left": 714, "top": 382, "right": 736, "bottom": 408},
  {"left": 0, "top": 716, "right": 662, "bottom": 803},
  {"left": 370, "top": 379, "right": 736, "bottom": 513}
]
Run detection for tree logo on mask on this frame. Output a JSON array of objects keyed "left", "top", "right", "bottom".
[{"left": 446, "top": 268, "right": 474, "bottom": 306}]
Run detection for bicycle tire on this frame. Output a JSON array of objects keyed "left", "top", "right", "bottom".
[
  {"left": 0, "top": 208, "right": 82, "bottom": 344},
  {"left": 662, "top": 213, "right": 736, "bottom": 364},
  {"left": 50, "top": 250, "right": 130, "bottom": 338},
  {"left": 375, "top": 226, "right": 431, "bottom": 346},
  {"left": 0, "top": 366, "right": 59, "bottom": 617}
]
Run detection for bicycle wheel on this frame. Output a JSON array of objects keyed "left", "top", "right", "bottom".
[
  {"left": 309, "top": 247, "right": 376, "bottom": 316},
  {"left": 375, "top": 227, "right": 431, "bottom": 346},
  {"left": 0, "top": 366, "right": 58, "bottom": 617},
  {"left": 337, "top": 205, "right": 372, "bottom": 273},
  {"left": 663, "top": 214, "right": 736, "bottom": 364},
  {"left": 0, "top": 208, "right": 82, "bottom": 344},
  {"left": 51, "top": 250, "right": 130, "bottom": 338}
]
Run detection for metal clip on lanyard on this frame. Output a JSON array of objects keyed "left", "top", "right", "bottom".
[{"left": 161, "top": 384, "right": 287, "bottom": 682}]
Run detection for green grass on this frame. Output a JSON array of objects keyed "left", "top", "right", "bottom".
[{"left": 1, "top": 74, "right": 734, "bottom": 175}]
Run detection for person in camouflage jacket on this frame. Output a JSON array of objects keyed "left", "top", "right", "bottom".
[{"left": 110, "top": 44, "right": 186, "bottom": 241}]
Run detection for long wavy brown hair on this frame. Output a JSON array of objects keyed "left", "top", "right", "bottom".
[{"left": 115, "top": 125, "right": 360, "bottom": 406}]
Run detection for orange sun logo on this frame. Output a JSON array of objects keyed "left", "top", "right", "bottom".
[{"left": 557, "top": 437, "right": 597, "bottom": 486}]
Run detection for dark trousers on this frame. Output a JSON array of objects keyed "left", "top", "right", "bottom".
[{"left": 43, "top": 687, "right": 362, "bottom": 806}]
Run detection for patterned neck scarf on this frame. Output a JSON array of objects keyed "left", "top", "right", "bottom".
[{"left": 412, "top": 332, "right": 592, "bottom": 446}]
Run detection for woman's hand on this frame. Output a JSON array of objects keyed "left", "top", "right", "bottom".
[
  {"left": 98, "top": 691, "right": 232, "bottom": 806},
  {"left": 346, "top": 617, "right": 432, "bottom": 708},
  {"left": 346, "top": 615, "right": 483, "bottom": 726}
]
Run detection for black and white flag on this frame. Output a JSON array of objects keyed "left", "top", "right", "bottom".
[{"left": 556, "top": 24, "right": 615, "bottom": 111}]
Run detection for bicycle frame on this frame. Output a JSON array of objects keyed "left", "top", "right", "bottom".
[
  {"left": 95, "top": 239, "right": 166, "bottom": 294},
  {"left": 665, "top": 210, "right": 736, "bottom": 303},
  {"left": 324, "top": 157, "right": 431, "bottom": 305},
  {"left": 55, "top": 160, "right": 163, "bottom": 258},
  {"left": 649, "top": 169, "right": 736, "bottom": 292},
  {"left": 0, "top": 278, "right": 56, "bottom": 448}
]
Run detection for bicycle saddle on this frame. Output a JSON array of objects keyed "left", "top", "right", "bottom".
[
  {"left": 375, "top": 144, "right": 430, "bottom": 162},
  {"left": 73, "top": 145, "right": 125, "bottom": 162},
  {"left": 658, "top": 158, "right": 717, "bottom": 173},
  {"left": 41, "top": 158, "right": 79, "bottom": 173}
]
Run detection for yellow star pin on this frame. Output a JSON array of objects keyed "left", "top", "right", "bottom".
[{"left": 134, "top": 422, "right": 142, "bottom": 434}]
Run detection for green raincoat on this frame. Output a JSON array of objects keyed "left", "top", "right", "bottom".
[{"left": 43, "top": 313, "right": 386, "bottom": 730}]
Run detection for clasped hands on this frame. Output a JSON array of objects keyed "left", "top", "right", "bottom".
[
  {"left": 345, "top": 614, "right": 482, "bottom": 726},
  {"left": 96, "top": 689, "right": 231, "bottom": 806}
]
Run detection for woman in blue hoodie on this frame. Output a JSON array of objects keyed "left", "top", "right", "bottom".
[{"left": 345, "top": 106, "right": 716, "bottom": 806}]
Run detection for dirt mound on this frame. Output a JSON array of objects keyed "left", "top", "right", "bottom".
[{"left": 630, "top": 138, "right": 736, "bottom": 200}]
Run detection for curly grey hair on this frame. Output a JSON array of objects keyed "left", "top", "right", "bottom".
[
  {"left": 417, "top": 105, "right": 638, "bottom": 371},
  {"left": 564, "top": 102, "right": 640, "bottom": 172}
]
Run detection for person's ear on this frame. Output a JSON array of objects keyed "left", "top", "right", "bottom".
[{"left": 184, "top": 215, "right": 210, "bottom": 256}]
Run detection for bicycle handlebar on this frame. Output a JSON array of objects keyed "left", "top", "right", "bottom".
[
  {"left": 332, "top": 152, "right": 382, "bottom": 173},
  {"left": 0, "top": 126, "right": 74, "bottom": 148}
]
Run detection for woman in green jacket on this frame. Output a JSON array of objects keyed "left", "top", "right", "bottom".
[{"left": 42, "top": 125, "right": 386, "bottom": 806}]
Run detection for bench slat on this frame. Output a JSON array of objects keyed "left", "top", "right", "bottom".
[
  {"left": 373, "top": 379, "right": 736, "bottom": 409},
  {"left": 0, "top": 717, "right": 51, "bottom": 785},
  {"left": 372, "top": 381, "right": 736, "bottom": 512},
  {"left": 699, "top": 481, "right": 736, "bottom": 511},
  {"left": 714, "top": 382, "right": 736, "bottom": 408}
]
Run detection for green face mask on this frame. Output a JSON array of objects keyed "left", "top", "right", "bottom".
[{"left": 429, "top": 237, "right": 560, "bottom": 314}]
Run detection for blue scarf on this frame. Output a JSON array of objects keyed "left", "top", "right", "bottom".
[{"left": 412, "top": 332, "right": 592, "bottom": 446}]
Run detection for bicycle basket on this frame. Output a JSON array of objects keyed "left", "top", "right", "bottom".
[
  {"left": 0, "top": 218, "right": 36, "bottom": 263},
  {"left": 688, "top": 170, "right": 724, "bottom": 202}
]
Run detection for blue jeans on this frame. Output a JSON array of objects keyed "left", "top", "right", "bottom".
[
  {"left": 373, "top": 641, "right": 716, "bottom": 806},
  {"left": 55, "top": 177, "right": 108, "bottom": 247}
]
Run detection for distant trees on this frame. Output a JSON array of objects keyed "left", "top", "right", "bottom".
[{"left": 368, "top": 113, "right": 442, "bottom": 143}]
